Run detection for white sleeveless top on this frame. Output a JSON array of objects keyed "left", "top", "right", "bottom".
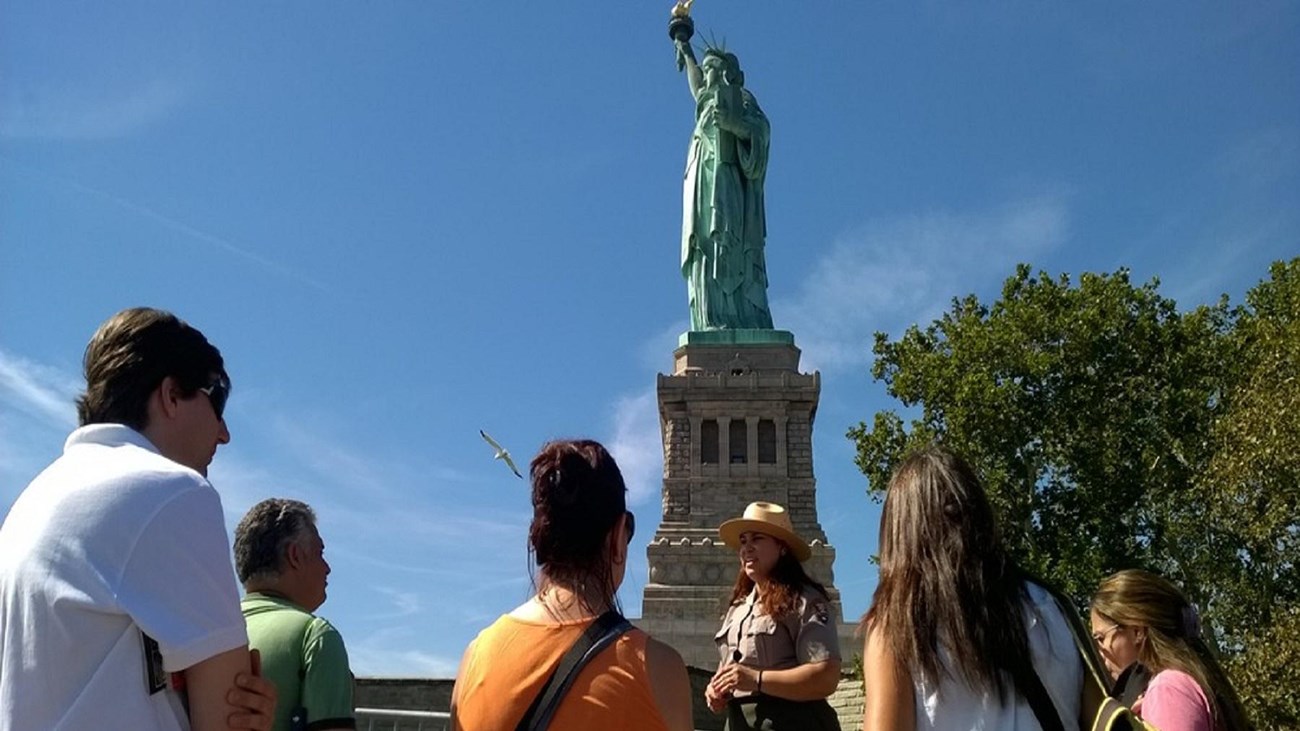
[{"left": 914, "top": 581, "right": 1083, "bottom": 731}]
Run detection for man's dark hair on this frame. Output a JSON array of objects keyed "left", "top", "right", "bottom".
[
  {"left": 76, "top": 307, "right": 227, "bottom": 430},
  {"left": 233, "top": 498, "right": 317, "bottom": 584}
]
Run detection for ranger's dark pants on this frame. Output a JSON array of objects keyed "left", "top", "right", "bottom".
[{"left": 725, "top": 694, "right": 842, "bottom": 731}]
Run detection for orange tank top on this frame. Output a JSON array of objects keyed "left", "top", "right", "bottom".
[{"left": 454, "top": 614, "right": 668, "bottom": 731}]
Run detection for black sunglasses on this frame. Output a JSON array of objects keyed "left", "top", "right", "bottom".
[
  {"left": 198, "top": 375, "right": 230, "bottom": 420},
  {"left": 625, "top": 510, "right": 636, "bottom": 544}
]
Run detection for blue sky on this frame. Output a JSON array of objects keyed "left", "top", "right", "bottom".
[{"left": 2, "top": 2, "right": 1297, "bottom": 676}]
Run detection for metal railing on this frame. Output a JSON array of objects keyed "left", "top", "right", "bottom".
[{"left": 355, "top": 707, "right": 450, "bottom": 731}]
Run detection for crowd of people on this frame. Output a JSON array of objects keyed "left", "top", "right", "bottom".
[{"left": 0, "top": 307, "right": 1254, "bottom": 731}]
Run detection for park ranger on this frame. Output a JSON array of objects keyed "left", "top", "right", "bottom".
[{"left": 707, "top": 502, "right": 843, "bottom": 731}]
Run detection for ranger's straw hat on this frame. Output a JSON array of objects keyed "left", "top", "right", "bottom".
[{"left": 718, "top": 502, "right": 811, "bottom": 562}]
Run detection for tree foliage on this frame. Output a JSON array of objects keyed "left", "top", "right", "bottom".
[
  {"left": 849, "top": 259, "right": 1300, "bottom": 728},
  {"left": 1202, "top": 260, "right": 1300, "bottom": 729}
]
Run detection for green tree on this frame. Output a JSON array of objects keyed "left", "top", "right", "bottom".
[
  {"left": 849, "top": 259, "right": 1300, "bottom": 728},
  {"left": 1201, "top": 259, "right": 1300, "bottom": 727},
  {"left": 850, "top": 265, "right": 1233, "bottom": 602}
]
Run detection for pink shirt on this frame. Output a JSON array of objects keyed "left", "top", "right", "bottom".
[{"left": 1134, "top": 669, "right": 1215, "bottom": 731}]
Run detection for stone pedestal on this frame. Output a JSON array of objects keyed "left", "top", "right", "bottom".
[{"left": 633, "top": 334, "right": 856, "bottom": 670}]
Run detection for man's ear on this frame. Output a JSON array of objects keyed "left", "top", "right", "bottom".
[
  {"left": 284, "top": 541, "right": 304, "bottom": 570},
  {"left": 152, "top": 376, "right": 184, "bottom": 420}
]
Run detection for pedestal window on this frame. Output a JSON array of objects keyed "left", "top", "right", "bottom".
[
  {"left": 758, "top": 419, "right": 777, "bottom": 464},
  {"left": 729, "top": 419, "right": 748, "bottom": 464},
  {"left": 701, "top": 419, "right": 719, "bottom": 464}
]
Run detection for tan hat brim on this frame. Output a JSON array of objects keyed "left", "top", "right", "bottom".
[{"left": 718, "top": 519, "right": 812, "bottom": 562}]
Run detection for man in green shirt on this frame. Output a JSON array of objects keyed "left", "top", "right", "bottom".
[{"left": 234, "top": 499, "right": 355, "bottom": 731}]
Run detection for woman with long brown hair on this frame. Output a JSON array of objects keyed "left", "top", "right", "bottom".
[
  {"left": 450, "top": 439, "right": 692, "bottom": 731},
  {"left": 1091, "top": 569, "right": 1251, "bottom": 731},
  {"left": 706, "top": 502, "right": 842, "bottom": 730},
  {"left": 861, "top": 446, "right": 1083, "bottom": 730}
]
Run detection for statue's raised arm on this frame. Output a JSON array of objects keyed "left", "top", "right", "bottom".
[
  {"left": 676, "top": 40, "right": 703, "bottom": 99},
  {"left": 669, "top": 4, "right": 702, "bottom": 97},
  {"left": 669, "top": 7, "right": 774, "bottom": 331}
]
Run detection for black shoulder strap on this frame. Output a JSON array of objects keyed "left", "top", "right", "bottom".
[
  {"left": 1015, "top": 576, "right": 1094, "bottom": 731},
  {"left": 1112, "top": 661, "right": 1152, "bottom": 706},
  {"left": 1021, "top": 669, "right": 1067, "bottom": 731},
  {"left": 515, "top": 610, "right": 633, "bottom": 731}
]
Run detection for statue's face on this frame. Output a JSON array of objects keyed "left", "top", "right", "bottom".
[{"left": 703, "top": 56, "right": 726, "bottom": 87}]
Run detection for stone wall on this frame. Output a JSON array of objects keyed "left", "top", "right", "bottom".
[
  {"left": 355, "top": 677, "right": 451, "bottom": 712},
  {"left": 355, "top": 674, "right": 863, "bottom": 730},
  {"left": 355, "top": 673, "right": 727, "bottom": 731},
  {"left": 829, "top": 677, "right": 865, "bottom": 730}
]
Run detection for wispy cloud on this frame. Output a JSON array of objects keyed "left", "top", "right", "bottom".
[
  {"left": 637, "top": 320, "right": 688, "bottom": 372},
  {"left": 0, "top": 352, "right": 80, "bottom": 490},
  {"left": 0, "top": 350, "right": 79, "bottom": 431},
  {"left": 352, "top": 648, "right": 461, "bottom": 679},
  {"left": 0, "top": 78, "right": 187, "bottom": 140},
  {"left": 347, "top": 627, "right": 463, "bottom": 678},
  {"left": 217, "top": 413, "right": 525, "bottom": 553},
  {"left": 606, "top": 388, "right": 661, "bottom": 505},
  {"left": 0, "top": 156, "right": 329, "bottom": 292},
  {"left": 774, "top": 193, "right": 1070, "bottom": 373},
  {"left": 1161, "top": 213, "right": 1297, "bottom": 308},
  {"left": 264, "top": 416, "right": 408, "bottom": 501},
  {"left": 206, "top": 459, "right": 289, "bottom": 528},
  {"left": 368, "top": 587, "right": 423, "bottom": 620}
]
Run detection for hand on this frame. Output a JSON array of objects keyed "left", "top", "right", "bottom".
[
  {"left": 675, "top": 41, "right": 688, "bottom": 72},
  {"left": 717, "top": 108, "right": 744, "bottom": 135},
  {"left": 227, "top": 649, "right": 277, "bottom": 730},
  {"left": 705, "top": 669, "right": 731, "bottom": 713},
  {"left": 704, "top": 684, "right": 729, "bottom": 713},
  {"left": 710, "top": 663, "right": 760, "bottom": 698}
]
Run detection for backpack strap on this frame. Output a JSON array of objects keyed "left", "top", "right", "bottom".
[
  {"left": 515, "top": 610, "right": 633, "bottom": 731},
  {"left": 1112, "top": 662, "right": 1152, "bottom": 706},
  {"left": 1021, "top": 668, "right": 1067, "bottom": 731}
]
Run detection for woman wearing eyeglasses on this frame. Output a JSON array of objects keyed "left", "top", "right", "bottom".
[
  {"left": 1091, "top": 570, "right": 1252, "bottom": 731},
  {"left": 706, "top": 502, "right": 842, "bottom": 731},
  {"left": 860, "top": 446, "right": 1084, "bottom": 731},
  {"left": 450, "top": 439, "right": 692, "bottom": 731}
]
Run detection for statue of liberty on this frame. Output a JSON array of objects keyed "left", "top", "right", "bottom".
[{"left": 673, "top": 27, "right": 775, "bottom": 331}]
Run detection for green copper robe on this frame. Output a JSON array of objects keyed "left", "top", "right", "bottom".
[{"left": 681, "top": 81, "right": 774, "bottom": 331}]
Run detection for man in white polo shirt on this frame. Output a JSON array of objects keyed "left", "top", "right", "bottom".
[{"left": 0, "top": 308, "right": 274, "bottom": 731}]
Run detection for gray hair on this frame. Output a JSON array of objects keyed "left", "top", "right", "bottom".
[{"left": 233, "top": 498, "right": 316, "bottom": 583}]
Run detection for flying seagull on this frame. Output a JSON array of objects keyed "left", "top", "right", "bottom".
[{"left": 480, "top": 430, "right": 523, "bottom": 479}]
